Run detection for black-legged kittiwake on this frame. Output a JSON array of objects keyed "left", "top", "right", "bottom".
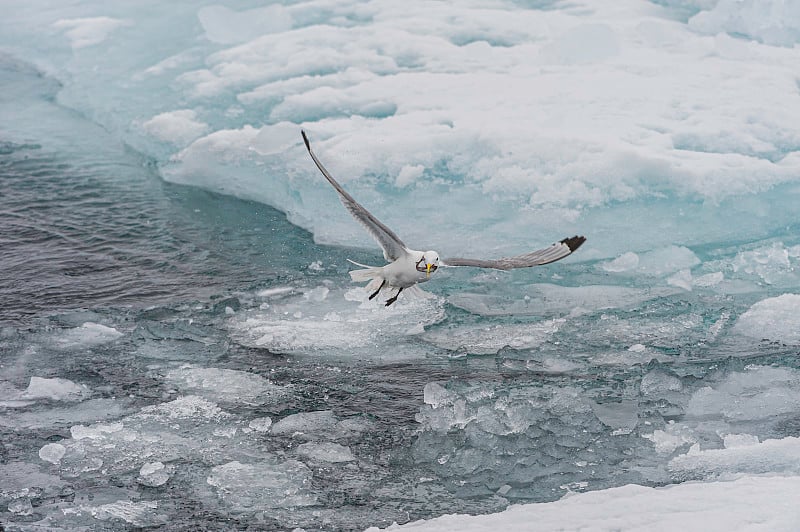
[{"left": 301, "top": 130, "right": 586, "bottom": 306}]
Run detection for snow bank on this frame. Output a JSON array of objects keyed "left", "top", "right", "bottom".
[
  {"left": 688, "top": 0, "right": 800, "bottom": 46},
  {"left": 367, "top": 475, "right": 800, "bottom": 531},
  {"left": 670, "top": 437, "right": 800, "bottom": 479},
  {"left": 3, "top": 0, "right": 800, "bottom": 258}
]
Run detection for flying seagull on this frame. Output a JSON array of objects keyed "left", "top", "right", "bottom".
[{"left": 301, "top": 130, "right": 586, "bottom": 306}]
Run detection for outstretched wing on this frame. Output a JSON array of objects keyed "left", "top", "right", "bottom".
[
  {"left": 443, "top": 236, "right": 586, "bottom": 270},
  {"left": 301, "top": 130, "right": 409, "bottom": 262}
]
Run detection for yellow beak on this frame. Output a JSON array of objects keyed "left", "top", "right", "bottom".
[{"left": 426, "top": 263, "right": 432, "bottom": 277}]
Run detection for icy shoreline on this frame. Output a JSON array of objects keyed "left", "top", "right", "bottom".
[{"left": 368, "top": 475, "right": 800, "bottom": 531}]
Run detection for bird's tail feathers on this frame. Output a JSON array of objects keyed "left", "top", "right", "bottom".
[{"left": 347, "top": 259, "right": 384, "bottom": 284}]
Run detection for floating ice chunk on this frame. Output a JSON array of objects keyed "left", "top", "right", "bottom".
[
  {"left": 257, "top": 286, "right": 295, "bottom": 298},
  {"left": 206, "top": 460, "right": 315, "bottom": 511},
  {"left": 0, "top": 462, "right": 66, "bottom": 494},
  {"left": 70, "top": 422, "right": 123, "bottom": 440},
  {"left": 52, "top": 17, "right": 132, "bottom": 49},
  {"left": 527, "top": 357, "right": 581, "bottom": 374},
  {"left": 39, "top": 443, "right": 66, "bottom": 464},
  {"left": 635, "top": 246, "right": 701, "bottom": 277},
  {"left": 229, "top": 287, "right": 444, "bottom": 358},
  {"left": 249, "top": 417, "right": 273, "bottom": 432},
  {"left": 9, "top": 497, "right": 33, "bottom": 515},
  {"left": 581, "top": 312, "right": 704, "bottom": 352},
  {"left": 0, "top": 377, "right": 91, "bottom": 408},
  {"left": 141, "top": 110, "right": 209, "bottom": 146},
  {"left": 296, "top": 442, "right": 355, "bottom": 463},
  {"left": 54, "top": 322, "right": 123, "bottom": 349},
  {"left": 271, "top": 410, "right": 337, "bottom": 438},
  {"left": 422, "top": 320, "right": 562, "bottom": 355},
  {"left": 601, "top": 252, "right": 639, "bottom": 272},
  {"left": 423, "top": 382, "right": 453, "bottom": 408},
  {"left": 687, "top": 366, "right": 800, "bottom": 420},
  {"left": 137, "top": 461, "right": 172, "bottom": 487},
  {"left": 733, "top": 294, "right": 800, "bottom": 344},
  {"left": 643, "top": 422, "right": 697, "bottom": 454},
  {"left": 303, "top": 286, "right": 329, "bottom": 302},
  {"left": 640, "top": 369, "right": 684, "bottom": 397},
  {"left": 667, "top": 269, "right": 693, "bottom": 291},
  {"left": 84, "top": 500, "right": 166, "bottom": 527},
  {"left": 669, "top": 436, "right": 800, "bottom": 479},
  {"left": 44, "top": 396, "right": 244, "bottom": 478},
  {"left": 723, "top": 433, "right": 760, "bottom": 449},
  {"left": 693, "top": 271, "right": 724, "bottom": 287},
  {"left": 22, "top": 376, "right": 89, "bottom": 402},
  {"left": 0, "top": 398, "right": 125, "bottom": 430},
  {"left": 270, "top": 410, "right": 371, "bottom": 441},
  {"left": 164, "top": 367, "right": 287, "bottom": 406},
  {"left": 731, "top": 242, "right": 796, "bottom": 285},
  {"left": 591, "top": 400, "right": 639, "bottom": 433},
  {"left": 139, "top": 395, "right": 231, "bottom": 422},
  {"left": 0, "top": 381, "right": 30, "bottom": 407}
]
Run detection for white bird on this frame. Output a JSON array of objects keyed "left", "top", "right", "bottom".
[{"left": 301, "top": 131, "right": 586, "bottom": 306}]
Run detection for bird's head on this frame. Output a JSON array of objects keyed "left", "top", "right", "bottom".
[{"left": 416, "top": 251, "right": 440, "bottom": 277}]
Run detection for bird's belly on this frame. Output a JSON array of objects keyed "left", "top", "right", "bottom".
[{"left": 384, "top": 262, "right": 429, "bottom": 288}]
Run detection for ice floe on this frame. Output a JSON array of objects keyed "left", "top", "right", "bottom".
[
  {"left": 229, "top": 286, "right": 445, "bottom": 358},
  {"left": 421, "top": 320, "right": 563, "bottom": 355},
  {"left": 52, "top": 322, "right": 123, "bottom": 349},
  {"left": 296, "top": 442, "right": 355, "bottom": 463},
  {"left": 206, "top": 460, "right": 316, "bottom": 511},
  {"left": 164, "top": 366, "right": 288, "bottom": 406},
  {"left": 733, "top": 294, "right": 800, "bottom": 344}
]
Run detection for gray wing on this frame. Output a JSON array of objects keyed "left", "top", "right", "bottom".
[
  {"left": 301, "top": 131, "right": 409, "bottom": 262},
  {"left": 443, "top": 236, "right": 586, "bottom": 270}
]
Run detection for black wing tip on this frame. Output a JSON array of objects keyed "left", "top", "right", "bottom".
[
  {"left": 560, "top": 235, "right": 586, "bottom": 252},
  {"left": 301, "top": 129, "right": 311, "bottom": 151}
]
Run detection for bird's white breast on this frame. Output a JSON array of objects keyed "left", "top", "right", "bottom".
[{"left": 384, "top": 253, "right": 430, "bottom": 288}]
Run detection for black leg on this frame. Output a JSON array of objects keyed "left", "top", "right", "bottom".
[
  {"left": 369, "top": 279, "right": 386, "bottom": 300},
  {"left": 385, "top": 287, "right": 403, "bottom": 306}
]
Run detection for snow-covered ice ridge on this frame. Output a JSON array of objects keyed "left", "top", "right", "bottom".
[
  {"left": 3, "top": 0, "right": 800, "bottom": 257},
  {"left": 368, "top": 475, "right": 800, "bottom": 531}
]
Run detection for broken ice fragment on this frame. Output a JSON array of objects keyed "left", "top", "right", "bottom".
[{"left": 39, "top": 442, "right": 66, "bottom": 464}]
